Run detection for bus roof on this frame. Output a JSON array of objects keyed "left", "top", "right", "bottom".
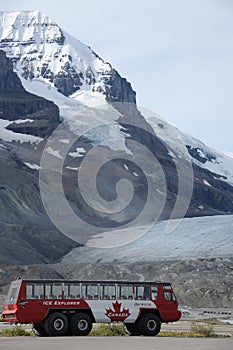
[{"left": 13, "top": 279, "right": 172, "bottom": 286}]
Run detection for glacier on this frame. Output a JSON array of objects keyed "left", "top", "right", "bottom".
[{"left": 62, "top": 214, "right": 233, "bottom": 262}]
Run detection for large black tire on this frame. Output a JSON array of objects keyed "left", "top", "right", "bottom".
[
  {"left": 32, "top": 323, "right": 47, "bottom": 337},
  {"left": 123, "top": 323, "right": 141, "bottom": 336},
  {"left": 70, "top": 313, "right": 92, "bottom": 336},
  {"left": 43, "top": 312, "right": 69, "bottom": 336},
  {"left": 137, "top": 313, "right": 161, "bottom": 336}
]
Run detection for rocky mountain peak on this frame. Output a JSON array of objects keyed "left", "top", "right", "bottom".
[{"left": 0, "top": 10, "right": 136, "bottom": 103}]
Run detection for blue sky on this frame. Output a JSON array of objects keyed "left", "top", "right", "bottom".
[{"left": 1, "top": 0, "right": 233, "bottom": 151}]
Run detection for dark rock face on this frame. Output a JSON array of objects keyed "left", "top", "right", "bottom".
[
  {"left": 6, "top": 105, "right": 60, "bottom": 138},
  {"left": 53, "top": 62, "right": 84, "bottom": 96},
  {"left": 104, "top": 69, "right": 136, "bottom": 104},
  {"left": 0, "top": 50, "right": 60, "bottom": 138},
  {"left": 190, "top": 164, "right": 233, "bottom": 216},
  {"left": 186, "top": 145, "right": 216, "bottom": 164},
  {"left": 0, "top": 51, "right": 24, "bottom": 94}
]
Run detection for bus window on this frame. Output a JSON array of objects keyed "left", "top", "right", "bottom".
[
  {"left": 117, "top": 284, "right": 133, "bottom": 300},
  {"left": 134, "top": 285, "right": 150, "bottom": 300},
  {"left": 26, "top": 284, "right": 44, "bottom": 299},
  {"left": 64, "top": 283, "right": 81, "bottom": 299},
  {"left": 163, "top": 285, "right": 172, "bottom": 290},
  {"left": 6, "top": 281, "right": 21, "bottom": 304},
  {"left": 164, "top": 291, "right": 176, "bottom": 301},
  {"left": 45, "top": 284, "right": 63, "bottom": 299},
  {"left": 99, "top": 284, "right": 116, "bottom": 300},
  {"left": 82, "top": 284, "right": 98, "bottom": 300},
  {"left": 151, "top": 285, "right": 158, "bottom": 300}
]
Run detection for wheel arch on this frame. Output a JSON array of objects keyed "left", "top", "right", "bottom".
[
  {"left": 44, "top": 308, "right": 96, "bottom": 323},
  {"left": 136, "top": 308, "right": 162, "bottom": 323}
]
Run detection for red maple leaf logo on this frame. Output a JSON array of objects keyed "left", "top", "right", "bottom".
[{"left": 105, "top": 301, "right": 131, "bottom": 321}]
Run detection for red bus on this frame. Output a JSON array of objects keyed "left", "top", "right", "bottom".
[{"left": 2, "top": 279, "right": 181, "bottom": 336}]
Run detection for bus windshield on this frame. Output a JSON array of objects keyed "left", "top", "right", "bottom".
[{"left": 6, "top": 281, "right": 21, "bottom": 304}]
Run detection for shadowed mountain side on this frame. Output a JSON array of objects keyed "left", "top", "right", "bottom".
[
  {"left": 0, "top": 50, "right": 60, "bottom": 138},
  {"left": 0, "top": 143, "right": 79, "bottom": 266}
]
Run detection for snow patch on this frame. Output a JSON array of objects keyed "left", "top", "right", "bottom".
[
  {"left": 11, "top": 119, "right": 34, "bottom": 124},
  {"left": 203, "top": 179, "right": 212, "bottom": 187},
  {"left": 69, "top": 147, "right": 86, "bottom": 158},
  {"left": 46, "top": 146, "right": 63, "bottom": 159},
  {"left": 66, "top": 166, "right": 79, "bottom": 171},
  {"left": 156, "top": 189, "right": 164, "bottom": 195},
  {"left": 0, "top": 119, "right": 43, "bottom": 144},
  {"left": 59, "top": 139, "right": 70, "bottom": 144},
  {"left": 21, "top": 79, "right": 132, "bottom": 154},
  {"left": 24, "top": 162, "right": 41, "bottom": 170},
  {"left": 71, "top": 90, "right": 106, "bottom": 107}
]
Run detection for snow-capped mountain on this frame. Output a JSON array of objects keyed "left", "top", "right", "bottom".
[
  {"left": 0, "top": 10, "right": 232, "bottom": 183},
  {"left": 0, "top": 10, "right": 135, "bottom": 104},
  {"left": 0, "top": 10, "right": 233, "bottom": 265},
  {"left": 0, "top": 10, "right": 137, "bottom": 154}
]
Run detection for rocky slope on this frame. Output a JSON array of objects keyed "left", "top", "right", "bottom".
[{"left": 0, "top": 144, "right": 79, "bottom": 264}]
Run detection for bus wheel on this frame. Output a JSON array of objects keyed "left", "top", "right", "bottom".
[
  {"left": 32, "top": 323, "right": 47, "bottom": 337},
  {"left": 70, "top": 313, "right": 92, "bottom": 336},
  {"left": 123, "top": 323, "right": 141, "bottom": 336},
  {"left": 43, "top": 312, "right": 69, "bottom": 336},
  {"left": 137, "top": 313, "right": 161, "bottom": 336}
]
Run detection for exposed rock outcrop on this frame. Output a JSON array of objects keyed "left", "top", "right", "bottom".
[
  {"left": 104, "top": 69, "right": 136, "bottom": 104},
  {"left": 0, "top": 50, "right": 60, "bottom": 138}
]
